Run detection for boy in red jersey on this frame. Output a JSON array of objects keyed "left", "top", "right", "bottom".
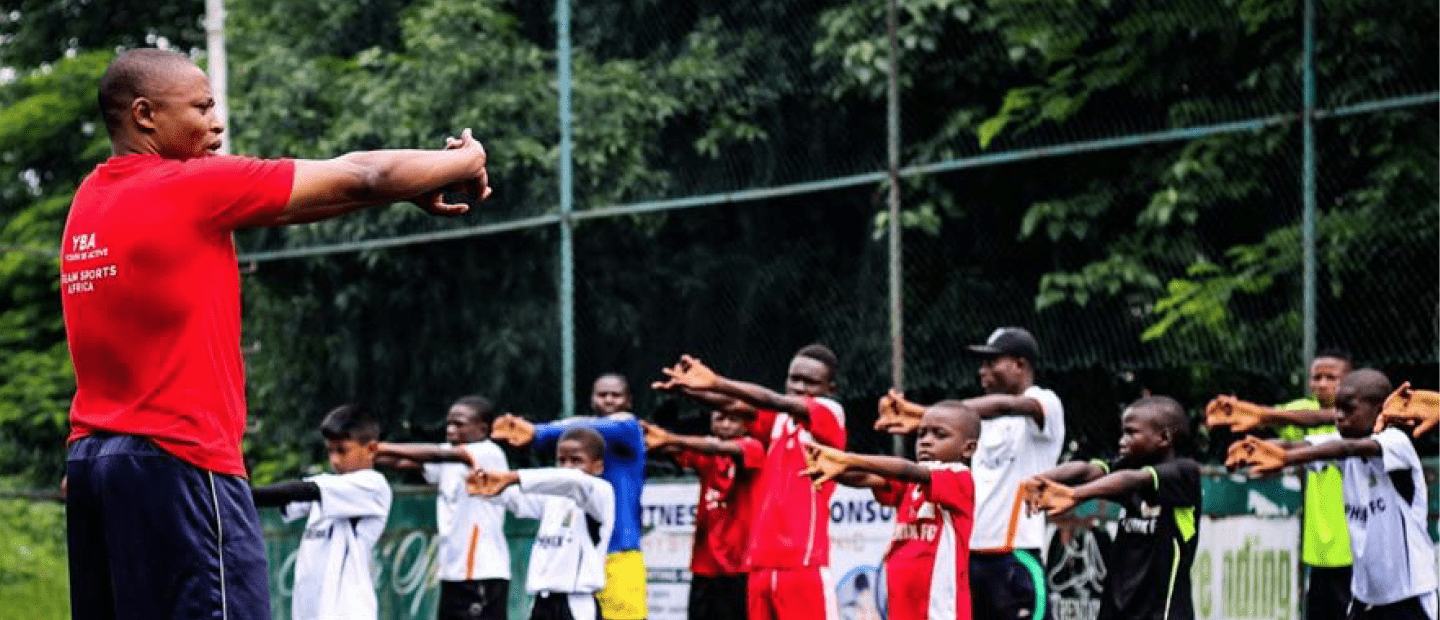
[
  {"left": 655, "top": 345, "right": 846, "bottom": 620},
  {"left": 802, "top": 400, "right": 980, "bottom": 620},
  {"left": 61, "top": 48, "right": 490, "bottom": 620},
  {"left": 642, "top": 413, "right": 766, "bottom": 620}
]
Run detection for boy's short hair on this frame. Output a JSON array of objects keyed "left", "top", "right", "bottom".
[
  {"left": 1342, "top": 368, "right": 1392, "bottom": 405},
  {"left": 559, "top": 426, "right": 607, "bottom": 461},
  {"left": 930, "top": 399, "right": 981, "bottom": 440},
  {"left": 452, "top": 395, "right": 498, "bottom": 424},
  {"left": 320, "top": 404, "right": 380, "bottom": 444},
  {"left": 1130, "top": 395, "right": 1191, "bottom": 454},
  {"left": 795, "top": 343, "right": 839, "bottom": 375}
]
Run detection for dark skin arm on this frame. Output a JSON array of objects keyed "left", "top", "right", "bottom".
[
  {"left": 800, "top": 443, "right": 929, "bottom": 486},
  {"left": 962, "top": 393, "right": 1046, "bottom": 429},
  {"left": 1034, "top": 461, "right": 1109, "bottom": 486},
  {"left": 1280, "top": 438, "right": 1382, "bottom": 465},
  {"left": 1023, "top": 468, "right": 1154, "bottom": 517},
  {"left": 659, "top": 355, "right": 812, "bottom": 420},
  {"left": 374, "top": 443, "right": 475, "bottom": 467},
  {"left": 653, "top": 383, "right": 758, "bottom": 419}
]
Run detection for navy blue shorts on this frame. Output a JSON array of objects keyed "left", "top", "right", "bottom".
[
  {"left": 67, "top": 434, "right": 271, "bottom": 620},
  {"left": 970, "top": 549, "right": 1050, "bottom": 620}
]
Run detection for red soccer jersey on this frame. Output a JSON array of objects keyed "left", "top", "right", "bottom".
[
  {"left": 743, "top": 397, "right": 847, "bottom": 570},
  {"left": 674, "top": 437, "right": 765, "bottom": 576},
  {"left": 61, "top": 154, "right": 295, "bottom": 476},
  {"left": 873, "top": 464, "right": 975, "bottom": 620}
]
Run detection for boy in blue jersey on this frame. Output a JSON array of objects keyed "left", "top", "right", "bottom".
[{"left": 492, "top": 373, "right": 648, "bottom": 620}]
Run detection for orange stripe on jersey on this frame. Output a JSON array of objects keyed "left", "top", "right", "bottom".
[{"left": 465, "top": 524, "right": 480, "bottom": 580}]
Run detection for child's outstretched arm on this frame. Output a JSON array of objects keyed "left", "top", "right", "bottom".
[
  {"left": 641, "top": 421, "right": 749, "bottom": 459},
  {"left": 660, "top": 354, "right": 814, "bottom": 422},
  {"left": 1375, "top": 382, "right": 1440, "bottom": 437},
  {"left": 1033, "top": 460, "right": 1109, "bottom": 486},
  {"left": 251, "top": 480, "right": 321, "bottom": 508},
  {"left": 1021, "top": 468, "right": 1151, "bottom": 517},
  {"left": 652, "top": 376, "right": 758, "bottom": 419},
  {"left": 799, "top": 442, "right": 920, "bottom": 489},
  {"left": 1204, "top": 395, "right": 1334, "bottom": 432},
  {"left": 1227, "top": 436, "right": 1379, "bottom": 476},
  {"left": 874, "top": 389, "right": 925, "bottom": 435},
  {"left": 375, "top": 442, "right": 476, "bottom": 468}
]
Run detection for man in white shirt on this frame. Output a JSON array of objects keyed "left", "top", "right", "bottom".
[
  {"left": 375, "top": 396, "right": 513, "bottom": 620},
  {"left": 964, "top": 327, "right": 1066, "bottom": 620}
]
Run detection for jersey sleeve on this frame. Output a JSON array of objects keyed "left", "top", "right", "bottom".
[
  {"left": 802, "top": 397, "right": 847, "bottom": 449},
  {"left": 309, "top": 471, "right": 392, "bottom": 520},
  {"left": 584, "top": 417, "right": 644, "bottom": 461},
  {"left": 1142, "top": 459, "right": 1201, "bottom": 507},
  {"left": 488, "top": 485, "right": 546, "bottom": 519},
  {"left": 732, "top": 437, "right": 766, "bottom": 470},
  {"left": 280, "top": 501, "right": 315, "bottom": 523},
  {"left": 871, "top": 478, "right": 908, "bottom": 507},
  {"left": 473, "top": 441, "right": 510, "bottom": 472},
  {"left": 746, "top": 410, "right": 779, "bottom": 445},
  {"left": 1376, "top": 428, "right": 1421, "bottom": 474},
  {"left": 1023, "top": 386, "right": 1065, "bottom": 442},
  {"left": 532, "top": 421, "right": 564, "bottom": 452},
  {"left": 186, "top": 156, "right": 295, "bottom": 232},
  {"left": 924, "top": 465, "right": 976, "bottom": 515},
  {"left": 518, "top": 468, "right": 616, "bottom": 524}
]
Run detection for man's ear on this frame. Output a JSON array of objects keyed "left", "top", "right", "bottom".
[{"left": 133, "top": 97, "right": 158, "bottom": 132}]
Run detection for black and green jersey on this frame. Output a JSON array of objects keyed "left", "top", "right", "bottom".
[{"left": 1096, "top": 457, "right": 1202, "bottom": 620}]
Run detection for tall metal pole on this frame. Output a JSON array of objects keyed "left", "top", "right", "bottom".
[
  {"left": 1301, "top": 0, "right": 1317, "bottom": 367},
  {"left": 557, "top": 0, "right": 577, "bottom": 418},
  {"left": 205, "top": 0, "right": 228, "bottom": 154},
  {"left": 886, "top": 0, "right": 904, "bottom": 457}
]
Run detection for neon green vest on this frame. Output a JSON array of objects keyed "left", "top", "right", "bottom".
[{"left": 1278, "top": 397, "right": 1352, "bottom": 567}]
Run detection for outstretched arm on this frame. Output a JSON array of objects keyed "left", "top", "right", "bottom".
[
  {"left": 801, "top": 443, "right": 930, "bottom": 486},
  {"left": 660, "top": 355, "right": 811, "bottom": 419},
  {"left": 1205, "top": 395, "right": 1334, "bottom": 432},
  {"left": 653, "top": 382, "right": 758, "bottom": 419},
  {"left": 263, "top": 129, "right": 491, "bottom": 226},
  {"left": 374, "top": 442, "right": 475, "bottom": 467},
  {"left": 1035, "top": 460, "right": 1109, "bottom": 486},
  {"left": 962, "top": 394, "right": 1046, "bottom": 429},
  {"left": 1376, "top": 382, "right": 1440, "bottom": 437},
  {"left": 251, "top": 480, "right": 321, "bottom": 508},
  {"left": 1225, "top": 436, "right": 1364, "bottom": 476},
  {"left": 642, "top": 422, "right": 748, "bottom": 459}
]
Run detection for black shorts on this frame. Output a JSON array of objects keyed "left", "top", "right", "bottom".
[
  {"left": 688, "top": 573, "right": 747, "bottom": 620},
  {"left": 1347, "top": 594, "right": 1437, "bottom": 620},
  {"left": 1306, "top": 565, "right": 1353, "bottom": 620},
  {"left": 66, "top": 434, "right": 271, "bottom": 620},
  {"left": 970, "top": 549, "right": 1050, "bottom": 620},
  {"left": 530, "top": 592, "right": 602, "bottom": 620},
  {"left": 440, "top": 579, "right": 511, "bottom": 620}
]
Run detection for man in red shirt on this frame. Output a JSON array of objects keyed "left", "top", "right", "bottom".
[
  {"left": 61, "top": 48, "right": 491, "bottom": 620},
  {"left": 642, "top": 413, "right": 767, "bottom": 620},
  {"left": 655, "top": 345, "right": 847, "bottom": 620}
]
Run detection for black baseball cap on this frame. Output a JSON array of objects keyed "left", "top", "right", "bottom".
[{"left": 966, "top": 327, "right": 1040, "bottom": 363}]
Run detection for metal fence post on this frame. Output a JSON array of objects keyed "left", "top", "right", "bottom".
[
  {"left": 1301, "top": 0, "right": 1317, "bottom": 368},
  {"left": 558, "top": 0, "right": 577, "bottom": 418},
  {"left": 887, "top": 0, "right": 904, "bottom": 457}
]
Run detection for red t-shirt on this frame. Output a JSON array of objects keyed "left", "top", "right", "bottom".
[
  {"left": 61, "top": 154, "right": 295, "bottom": 476},
  {"left": 674, "top": 437, "right": 765, "bottom": 576},
  {"left": 743, "top": 397, "right": 846, "bottom": 570},
  {"left": 873, "top": 464, "right": 975, "bottom": 620}
]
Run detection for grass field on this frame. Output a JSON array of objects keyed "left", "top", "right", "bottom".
[{"left": 0, "top": 482, "right": 69, "bottom": 620}]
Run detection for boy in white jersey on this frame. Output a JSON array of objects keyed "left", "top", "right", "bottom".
[
  {"left": 251, "top": 404, "right": 394, "bottom": 620},
  {"left": 1229, "top": 369, "right": 1438, "bottom": 620},
  {"left": 470, "top": 426, "right": 615, "bottom": 620},
  {"left": 876, "top": 327, "right": 1064, "bottom": 620},
  {"left": 375, "top": 396, "right": 512, "bottom": 620}
]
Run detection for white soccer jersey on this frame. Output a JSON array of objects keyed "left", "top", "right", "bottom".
[
  {"left": 281, "top": 469, "right": 393, "bottom": 620},
  {"left": 487, "top": 468, "right": 615, "bottom": 597},
  {"left": 1308, "top": 428, "right": 1437, "bottom": 607},
  {"left": 422, "top": 440, "right": 511, "bottom": 581},
  {"left": 970, "top": 385, "right": 1065, "bottom": 551}
]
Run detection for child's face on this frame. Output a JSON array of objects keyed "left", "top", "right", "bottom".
[
  {"left": 710, "top": 410, "right": 746, "bottom": 440},
  {"left": 1308, "top": 357, "right": 1350, "bottom": 408},
  {"left": 1117, "top": 408, "right": 1167, "bottom": 465},
  {"left": 591, "top": 377, "right": 632, "bottom": 416},
  {"left": 914, "top": 409, "right": 977, "bottom": 464},
  {"left": 445, "top": 405, "right": 488, "bottom": 444},
  {"left": 785, "top": 356, "right": 834, "bottom": 397},
  {"left": 556, "top": 439, "right": 605, "bottom": 476},
  {"left": 327, "top": 438, "right": 377, "bottom": 474},
  {"left": 1334, "top": 384, "right": 1379, "bottom": 439}
]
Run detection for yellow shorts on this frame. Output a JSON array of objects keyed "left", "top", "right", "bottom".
[{"left": 597, "top": 550, "right": 648, "bottom": 619}]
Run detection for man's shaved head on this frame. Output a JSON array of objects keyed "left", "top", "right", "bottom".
[{"left": 98, "top": 49, "right": 198, "bottom": 136}]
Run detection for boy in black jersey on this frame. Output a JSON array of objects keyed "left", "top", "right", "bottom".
[{"left": 1021, "top": 396, "right": 1202, "bottom": 620}]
